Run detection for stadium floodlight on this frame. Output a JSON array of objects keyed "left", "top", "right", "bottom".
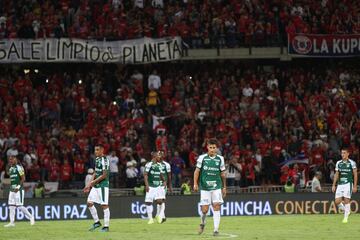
[{"left": 34, "top": 69, "right": 39, "bottom": 73}]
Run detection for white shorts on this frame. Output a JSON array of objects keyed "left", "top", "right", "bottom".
[
  {"left": 200, "top": 189, "right": 224, "bottom": 206},
  {"left": 145, "top": 186, "right": 164, "bottom": 202},
  {"left": 87, "top": 187, "right": 109, "bottom": 205},
  {"left": 157, "top": 186, "right": 166, "bottom": 200},
  {"left": 335, "top": 183, "right": 352, "bottom": 199},
  {"left": 8, "top": 190, "right": 25, "bottom": 206}
]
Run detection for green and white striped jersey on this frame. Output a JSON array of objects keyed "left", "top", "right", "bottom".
[
  {"left": 335, "top": 159, "right": 357, "bottom": 185},
  {"left": 196, "top": 154, "right": 225, "bottom": 191},
  {"left": 94, "top": 156, "right": 109, "bottom": 188},
  {"left": 9, "top": 164, "right": 24, "bottom": 192},
  {"left": 145, "top": 161, "right": 163, "bottom": 187}
]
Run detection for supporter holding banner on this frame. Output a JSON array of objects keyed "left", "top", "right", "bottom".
[
  {"left": 288, "top": 34, "right": 360, "bottom": 57},
  {"left": 0, "top": 37, "right": 183, "bottom": 64}
]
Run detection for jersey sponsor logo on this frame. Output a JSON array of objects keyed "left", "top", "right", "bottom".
[
  {"left": 206, "top": 181, "right": 217, "bottom": 188},
  {"left": 203, "top": 166, "right": 219, "bottom": 171},
  {"left": 340, "top": 163, "right": 351, "bottom": 167},
  {"left": 206, "top": 173, "right": 217, "bottom": 176}
]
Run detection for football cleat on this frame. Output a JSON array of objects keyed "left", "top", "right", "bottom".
[
  {"left": 89, "top": 221, "right": 101, "bottom": 231},
  {"left": 4, "top": 223, "right": 15, "bottom": 227},
  {"left": 100, "top": 227, "right": 109, "bottom": 232},
  {"left": 198, "top": 224, "right": 205, "bottom": 235},
  {"left": 155, "top": 215, "right": 161, "bottom": 224},
  {"left": 4, "top": 223, "right": 15, "bottom": 228}
]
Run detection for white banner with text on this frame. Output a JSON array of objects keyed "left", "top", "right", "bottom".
[{"left": 0, "top": 37, "right": 183, "bottom": 64}]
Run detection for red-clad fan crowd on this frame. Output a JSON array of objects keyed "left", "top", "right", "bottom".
[
  {"left": 0, "top": 61, "right": 359, "bottom": 189},
  {"left": 1, "top": 0, "right": 359, "bottom": 47}
]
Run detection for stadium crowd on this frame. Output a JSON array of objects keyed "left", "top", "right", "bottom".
[
  {"left": 0, "top": 60, "right": 359, "bottom": 190},
  {"left": 0, "top": 0, "right": 360, "bottom": 47}
]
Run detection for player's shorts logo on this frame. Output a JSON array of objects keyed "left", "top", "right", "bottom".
[{"left": 292, "top": 35, "right": 312, "bottom": 54}]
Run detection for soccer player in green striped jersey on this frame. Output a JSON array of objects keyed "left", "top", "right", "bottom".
[
  {"left": 84, "top": 144, "right": 110, "bottom": 232},
  {"left": 332, "top": 148, "right": 357, "bottom": 223},
  {"left": 193, "top": 138, "right": 226, "bottom": 236},
  {"left": 155, "top": 150, "right": 172, "bottom": 224},
  {"left": 4, "top": 155, "right": 35, "bottom": 227},
  {"left": 144, "top": 152, "right": 166, "bottom": 224}
]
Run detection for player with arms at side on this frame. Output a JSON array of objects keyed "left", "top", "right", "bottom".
[
  {"left": 84, "top": 144, "right": 110, "bottom": 232},
  {"left": 4, "top": 154, "right": 35, "bottom": 227},
  {"left": 156, "top": 150, "right": 172, "bottom": 223},
  {"left": 144, "top": 152, "right": 166, "bottom": 224},
  {"left": 193, "top": 138, "right": 226, "bottom": 236},
  {"left": 332, "top": 148, "right": 357, "bottom": 223}
]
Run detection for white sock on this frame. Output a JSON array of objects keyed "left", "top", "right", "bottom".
[
  {"left": 156, "top": 204, "right": 161, "bottom": 217},
  {"left": 146, "top": 205, "right": 153, "bottom": 220},
  {"left": 9, "top": 206, "right": 16, "bottom": 224},
  {"left": 88, "top": 206, "right": 99, "bottom": 223},
  {"left": 103, "top": 208, "right": 110, "bottom": 227},
  {"left": 160, "top": 202, "right": 166, "bottom": 219},
  {"left": 200, "top": 213, "right": 206, "bottom": 225},
  {"left": 344, "top": 203, "right": 350, "bottom": 218},
  {"left": 18, "top": 206, "right": 33, "bottom": 220},
  {"left": 338, "top": 202, "right": 345, "bottom": 210},
  {"left": 213, "top": 211, "right": 221, "bottom": 232}
]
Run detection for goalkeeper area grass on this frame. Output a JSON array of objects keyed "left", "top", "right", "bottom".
[{"left": 1, "top": 214, "right": 360, "bottom": 240}]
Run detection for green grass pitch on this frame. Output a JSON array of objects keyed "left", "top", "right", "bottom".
[{"left": 1, "top": 215, "right": 360, "bottom": 240}]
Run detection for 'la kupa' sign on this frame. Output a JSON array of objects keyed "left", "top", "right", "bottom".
[{"left": 288, "top": 34, "right": 360, "bottom": 57}]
